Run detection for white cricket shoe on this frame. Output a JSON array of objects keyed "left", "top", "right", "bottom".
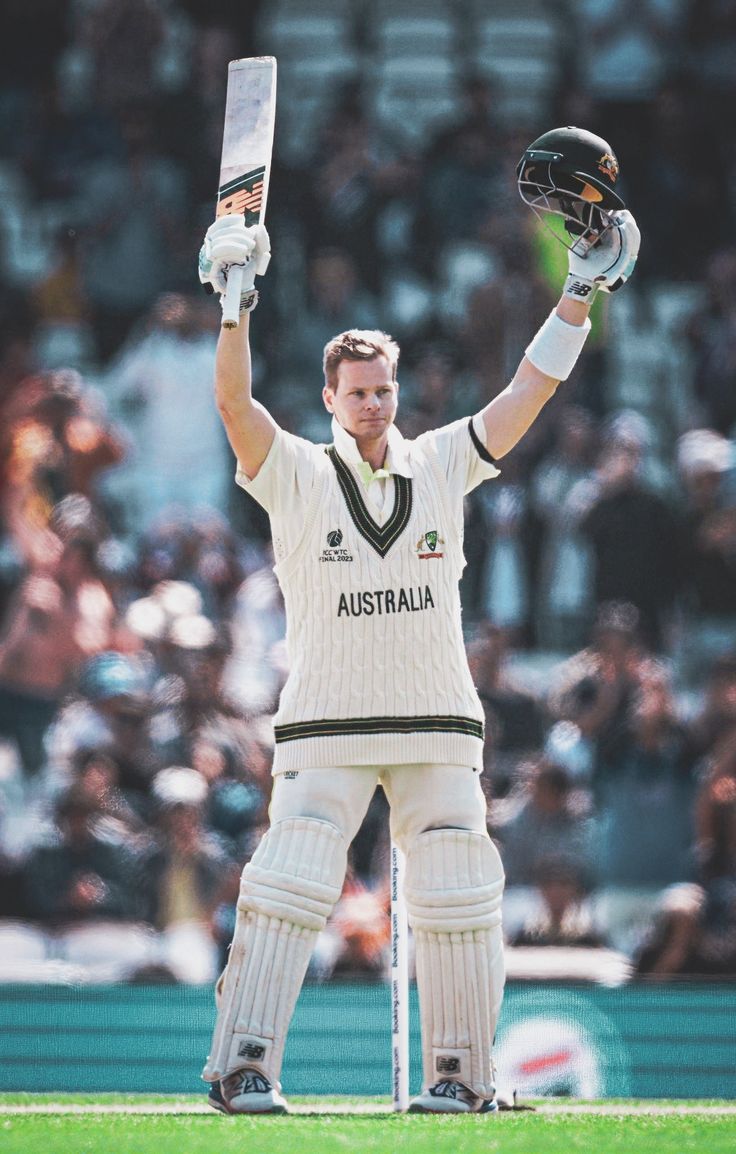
[
  {"left": 408, "top": 1080, "right": 498, "bottom": 1114},
  {"left": 207, "top": 1069, "right": 289, "bottom": 1115}
]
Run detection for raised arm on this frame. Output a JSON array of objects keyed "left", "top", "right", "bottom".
[
  {"left": 214, "top": 315, "right": 277, "bottom": 479},
  {"left": 480, "top": 211, "right": 640, "bottom": 460},
  {"left": 199, "top": 214, "right": 277, "bottom": 479},
  {"left": 481, "top": 296, "right": 590, "bottom": 461}
]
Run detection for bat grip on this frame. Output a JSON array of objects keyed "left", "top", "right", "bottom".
[{"left": 221, "top": 264, "right": 245, "bottom": 329}]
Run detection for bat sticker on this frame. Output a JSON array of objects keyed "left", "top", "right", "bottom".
[{"left": 217, "top": 165, "right": 266, "bottom": 225}]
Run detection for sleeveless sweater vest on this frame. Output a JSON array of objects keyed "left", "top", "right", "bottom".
[{"left": 270, "top": 438, "right": 485, "bottom": 770}]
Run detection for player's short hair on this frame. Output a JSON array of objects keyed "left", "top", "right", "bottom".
[{"left": 323, "top": 329, "right": 400, "bottom": 392}]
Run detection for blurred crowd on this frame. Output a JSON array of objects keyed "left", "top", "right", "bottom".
[{"left": 1, "top": 0, "right": 735, "bottom": 984}]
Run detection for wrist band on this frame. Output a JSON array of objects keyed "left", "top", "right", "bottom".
[{"left": 525, "top": 309, "right": 591, "bottom": 381}]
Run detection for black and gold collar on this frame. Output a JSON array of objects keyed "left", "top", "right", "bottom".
[{"left": 326, "top": 446, "right": 413, "bottom": 558}]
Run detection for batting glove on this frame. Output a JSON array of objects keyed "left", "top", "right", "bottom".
[
  {"left": 564, "top": 210, "right": 640, "bottom": 304},
  {"left": 198, "top": 215, "right": 271, "bottom": 297}
]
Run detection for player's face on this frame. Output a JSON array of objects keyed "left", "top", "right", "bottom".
[{"left": 323, "top": 356, "right": 398, "bottom": 441}]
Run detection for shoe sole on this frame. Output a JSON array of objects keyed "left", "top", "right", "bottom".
[
  {"left": 408, "top": 1100, "right": 498, "bottom": 1115},
  {"left": 208, "top": 1090, "right": 288, "bottom": 1116},
  {"left": 208, "top": 1100, "right": 289, "bottom": 1115}
]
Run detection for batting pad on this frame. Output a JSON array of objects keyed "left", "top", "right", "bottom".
[
  {"left": 202, "top": 817, "right": 347, "bottom": 1083},
  {"left": 405, "top": 828, "right": 505, "bottom": 1099}
]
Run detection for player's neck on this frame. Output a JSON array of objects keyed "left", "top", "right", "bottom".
[{"left": 355, "top": 432, "right": 389, "bottom": 472}]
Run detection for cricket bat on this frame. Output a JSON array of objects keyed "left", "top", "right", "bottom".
[{"left": 217, "top": 56, "right": 277, "bottom": 329}]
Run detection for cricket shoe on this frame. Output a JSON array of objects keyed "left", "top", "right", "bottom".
[
  {"left": 207, "top": 1069, "right": 289, "bottom": 1115},
  {"left": 408, "top": 1080, "right": 498, "bottom": 1114}
]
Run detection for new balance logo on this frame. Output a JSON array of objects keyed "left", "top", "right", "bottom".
[
  {"left": 566, "top": 279, "right": 594, "bottom": 298},
  {"left": 437, "top": 1057, "right": 461, "bottom": 1074},
  {"left": 238, "top": 1041, "right": 266, "bottom": 1061}
]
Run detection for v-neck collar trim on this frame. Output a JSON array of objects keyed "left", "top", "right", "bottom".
[
  {"left": 325, "top": 446, "right": 413, "bottom": 558},
  {"left": 330, "top": 417, "right": 413, "bottom": 480}
]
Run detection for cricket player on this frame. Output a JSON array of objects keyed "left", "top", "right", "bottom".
[{"left": 197, "top": 127, "right": 639, "bottom": 1115}]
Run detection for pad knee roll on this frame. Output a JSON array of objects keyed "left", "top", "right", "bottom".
[
  {"left": 239, "top": 816, "right": 347, "bottom": 930},
  {"left": 404, "top": 827, "right": 504, "bottom": 933}
]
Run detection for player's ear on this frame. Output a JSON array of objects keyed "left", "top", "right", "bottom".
[{"left": 322, "top": 384, "right": 335, "bottom": 412}]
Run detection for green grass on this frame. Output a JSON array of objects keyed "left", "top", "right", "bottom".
[{"left": 1, "top": 1096, "right": 736, "bottom": 1154}]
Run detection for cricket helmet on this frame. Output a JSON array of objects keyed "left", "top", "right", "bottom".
[{"left": 517, "top": 126, "right": 625, "bottom": 250}]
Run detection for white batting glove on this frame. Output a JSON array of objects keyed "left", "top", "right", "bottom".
[
  {"left": 198, "top": 215, "right": 271, "bottom": 298},
  {"left": 564, "top": 210, "right": 640, "bottom": 304}
]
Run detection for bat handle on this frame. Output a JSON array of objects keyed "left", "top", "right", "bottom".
[{"left": 221, "top": 264, "right": 245, "bottom": 329}]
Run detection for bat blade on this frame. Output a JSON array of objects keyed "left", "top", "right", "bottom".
[{"left": 218, "top": 56, "right": 277, "bottom": 328}]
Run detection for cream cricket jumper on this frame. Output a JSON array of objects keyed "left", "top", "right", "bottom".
[{"left": 237, "top": 415, "right": 499, "bottom": 771}]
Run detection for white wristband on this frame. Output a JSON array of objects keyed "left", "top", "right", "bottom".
[{"left": 525, "top": 310, "right": 591, "bottom": 381}]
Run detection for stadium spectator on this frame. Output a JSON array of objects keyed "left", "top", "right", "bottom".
[
  {"left": 688, "top": 654, "right": 736, "bottom": 763},
  {"left": 576, "top": 0, "right": 687, "bottom": 186},
  {"left": 676, "top": 428, "right": 736, "bottom": 681},
  {"left": 529, "top": 405, "right": 598, "bottom": 650},
  {"left": 467, "top": 622, "right": 546, "bottom": 787},
  {"left": 548, "top": 601, "right": 650, "bottom": 751},
  {"left": 396, "top": 342, "right": 466, "bottom": 439},
  {"left": 144, "top": 766, "right": 233, "bottom": 983},
  {"left": 221, "top": 559, "right": 285, "bottom": 715},
  {"left": 508, "top": 856, "right": 604, "bottom": 949},
  {"left": 686, "top": 247, "right": 736, "bottom": 435},
  {"left": 72, "top": 746, "right": 152, "bottom": 842},
  {"left": 150, "top": 613, "right": 252, "bottom": 774},
  {"left": 634, "top": 879, "right": 736, "bottom": 979},
  {"left": 83, "top": 0, "right": 167, "bottom": 114},
  {"left": 293, "top": 84, "right": 417, "bottom": 292},
  {"left": 0, "top": 522, "right": 116, "bottom": 779},
  {"left": 77, "top": 101, "right": 190, "bottom": 361},
  {"left": 102, "top": 294, "right": 229, "bottom": 532},
  {"left": 312, "top": 872, "right": 391, "bottom": 982},
  {"left": 423, "top": 75, "right": 504, "bottom": 173},
  {"left": 285, "top": 248, "right": 383, "bottom": 414},
  {"left": 685, "top": 0, "right": 736, "bottom": 143},
  {"left": 23, "top": 784, "right": 146, "bottom": 924},
  {"left": 0, "top": 371, "right": 124, "bottom": 557},
  {"left": 693, "top": 728, "right": 736, "bottom": 884},
  {"left": 491, "top": 760, "right": 595, "bottom": 889},
  {"left": 30, "top": 226, "right": 96, "bottom": 371},
  {"left": 45, "top": 651, "right": 159, "bottom": 818},
  {"left": 474, "top": 451, "right": 542, "bottom": 645},
  {"left": 593, "top": 661, "right": 698, "bottom": 887},
  {"left": 580, "top": 417, "right": 681, "bottom": 648},
  {"left": 461, "top": 227, "right": 553, "bottom": 404},
  {"left": 633, "top": 80, "right": 724, "bottom": 281},
  {"left": 192, "top": 729, "right": 270, "bottom": 859}
]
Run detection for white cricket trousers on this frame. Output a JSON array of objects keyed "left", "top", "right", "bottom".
[
  {"left": 269, "top": 763, "right": 488, "bottom": 848},
  {"left": 203, "top": 763, "right": 502, "bottom": 1095}
]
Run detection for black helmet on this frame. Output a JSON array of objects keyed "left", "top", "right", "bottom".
[{"left": 517, "top": 126, "right": 625, "bottom": 249}]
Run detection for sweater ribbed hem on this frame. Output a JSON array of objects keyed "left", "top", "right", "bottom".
[{"left": 271, "top": 731, "right": 483, "bottom": 773}]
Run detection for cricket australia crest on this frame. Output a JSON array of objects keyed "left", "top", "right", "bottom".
[
  {"left": 597, "top": 152, "right": 619, "bottom": 183},
  {"left": 416, "top": 530, "right": 444, "bottom": 559}
]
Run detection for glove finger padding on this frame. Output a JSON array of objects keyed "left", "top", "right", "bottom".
[
  {"left": 207, "top": 215, "right": 257, "bottom": 265},
  {"left": 597, "top": 210, "right": 640, "bottom": 293},
  {"left": 198, "top": 215, "right": 271, "bottom": 298},
  {"left": 253, "top": 223, "right": 271, "bottom": 276},
  {"left": 565, "top": 210, "right": 640, "bottom": 301}
]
